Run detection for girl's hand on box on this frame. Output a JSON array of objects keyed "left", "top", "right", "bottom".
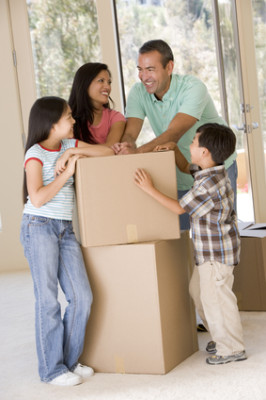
[
  {"left": 55, "top": 149, "right": 71, "bottom": 176},
  {"left": 63, "top": 154, "right": 82, "bottom": 178}
]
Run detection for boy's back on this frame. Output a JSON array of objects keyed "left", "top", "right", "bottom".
[{"left": 179, "top": 164, "right": 240, "bottom": 267}]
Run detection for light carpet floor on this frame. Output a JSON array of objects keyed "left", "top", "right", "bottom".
[{"left": 0, "top": 270, "right": 265, "bottom": 400}]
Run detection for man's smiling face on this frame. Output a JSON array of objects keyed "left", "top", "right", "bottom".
[{"left": 137, "top": 50, "right": 173, "bottom": 100}]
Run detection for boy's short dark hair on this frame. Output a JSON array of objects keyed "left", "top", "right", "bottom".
[
  {"left": 139, "top": 40, "right": 174, "bottom": 68},
  {"left": 197, "top": 123, "right": 236, "bottom": 164}
]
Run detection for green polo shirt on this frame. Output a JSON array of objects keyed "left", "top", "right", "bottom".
[{"left": 126, "top": 74, "right": 236, "bottom": 190}]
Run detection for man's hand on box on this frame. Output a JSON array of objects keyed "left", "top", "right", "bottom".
[{"left": 153, "top": 142, "right": 177, "bottom": 152}]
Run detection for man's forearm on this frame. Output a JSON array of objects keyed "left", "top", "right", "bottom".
[
  {"left": 136, "top": 128, "right": 184, "bottom": 153},
  {"left": 174, "top": 146, "right": 190, "bottom": 174},
  {"left": 137, "top": 112, "right": 197, "bottom": 153},
  {"left": 120, "top": 132, "right": 137, "bottom": 147}
]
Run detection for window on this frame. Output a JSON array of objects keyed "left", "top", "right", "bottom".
[
  {"left": 115, "top": 0, "right": 221, "bottom": 147},
  {"left": 26, "top": 0, "right": 101, "bottom": 99},
  {"left": 115, "top": 0, "right": 265, "bottom": 221}
]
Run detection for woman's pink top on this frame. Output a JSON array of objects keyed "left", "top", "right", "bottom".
[{"left": 88, "top": 108, "right": 126, "bottom": 144}]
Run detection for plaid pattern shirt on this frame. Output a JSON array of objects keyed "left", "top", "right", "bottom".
[{"left": 179, "top": 165, "right": 240, "bottom": 266}]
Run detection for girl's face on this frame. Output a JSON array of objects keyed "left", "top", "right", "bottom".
[
  {"left": 52, "top": 105, "right": 75, "bottom": 140},
  {"left": 88, "top": 70, "right": 112, "bottom": 108}
]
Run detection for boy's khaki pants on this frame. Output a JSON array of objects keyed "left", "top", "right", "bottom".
[{"left": 189, "top": 261, "right": 245, "bottom": 356}]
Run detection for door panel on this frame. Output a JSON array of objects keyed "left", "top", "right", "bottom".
[
  {"left": 235, "top": 0, "right": 266, "bottom": 222},
  {"left": 217, "top": 0, "right": 255, "bottom": 221}
]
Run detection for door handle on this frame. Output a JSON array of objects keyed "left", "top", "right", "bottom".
[
  {"left": 233, "top": 122, "right": 259, "bottom": 133},
  {"left": 251, "top": 122, "right": 259, "bottom": 129}
]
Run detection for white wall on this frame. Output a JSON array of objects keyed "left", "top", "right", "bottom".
[{"left": 0, "top": 0, "right": 28, "bottom": 271}]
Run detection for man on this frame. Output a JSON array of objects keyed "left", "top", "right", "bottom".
[{"left": 112, "top": 39, "right": 237, "bottom": 230}]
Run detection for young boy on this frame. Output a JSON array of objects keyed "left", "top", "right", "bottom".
[{"left": 134, "top": 123, "right": 247, "bottom": 365}]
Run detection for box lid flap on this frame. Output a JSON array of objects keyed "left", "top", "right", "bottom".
[{"left": 239, "top": 221, "right": 266, "bottom": 238}]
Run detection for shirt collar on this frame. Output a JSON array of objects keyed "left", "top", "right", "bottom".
[
  {"left": 151, "top": 75, "right": 176, "bottom": 103},
  {"left": 193, "top": 164, "right": 225, "bottom": 180}
]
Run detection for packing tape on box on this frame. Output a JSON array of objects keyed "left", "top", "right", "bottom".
[
  {"left": 126, "top": 224, "right": 138, "bottom": 243},
  {"left": 114, "top": 355, "right": 125, "bottom": 374}
]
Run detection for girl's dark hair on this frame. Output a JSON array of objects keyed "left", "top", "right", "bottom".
[
  {"left": 139, "top": 39, "right": 174, "bottom": 68},
  {"left": 197, "top": 123, "right": 236, "bottom": 164},
  {"left": 69, "top": 62, "right": 113, "bottom": 144},
  {"left": 23, "top": 96, "right": 68, "bottom": 203}
]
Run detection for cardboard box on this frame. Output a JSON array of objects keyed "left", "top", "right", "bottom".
[
  {"left": 75, "top": 151, "right": 180, "bottom": 247},
  {"left": 80, "top": 234, "right": 198, "bottom": 374},
  {"left": 233, "top": 224, "right": 266, "bottom": 311}
]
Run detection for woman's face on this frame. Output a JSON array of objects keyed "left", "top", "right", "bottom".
[{"left": 88, "top": 69, "right": 112, "bottom": 108}]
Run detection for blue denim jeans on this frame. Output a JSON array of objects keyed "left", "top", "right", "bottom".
[
  {"left": 178, "top": 160, "right": 238, "bottom": 231},
  {"left": 20, "top": 214, "right": 93, "bottom": 382},
  {"left": 226, "top": 159, "right": 238, "bottom": 213},
  {"left": 178, "top": 190, "right": 191, "bottom": 231}
]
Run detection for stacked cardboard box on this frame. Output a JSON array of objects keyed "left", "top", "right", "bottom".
[
  {"left": 75, "top": 152, "right": 198, "bottom": 374},
  {"left": 75, "top": 152, "right": 180, "bottom": 247},
  {"left": 233, "top": 223, "right": 266, "bottom": 311}
]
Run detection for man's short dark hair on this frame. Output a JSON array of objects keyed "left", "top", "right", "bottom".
[
  {"left": 197, "top": 123, "right": 236, "bottom": 164},
  {"left": 139, "top": 40, "right": 174, "bottom": 68}
]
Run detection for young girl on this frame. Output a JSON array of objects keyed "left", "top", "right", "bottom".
[
  {"left": 20, "top": 96, "right": 114, "bottom": 386},
  {"left": 69, "top": 62, "right": 126, "bottom": 146}
]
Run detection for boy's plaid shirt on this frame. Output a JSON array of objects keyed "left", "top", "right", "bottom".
[{"left": 179, "top": 165, "right": 240, "bottom": 266}]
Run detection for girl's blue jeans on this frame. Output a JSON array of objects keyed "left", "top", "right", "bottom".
[{"left": 20, "top": 214, "right": 93, "bottom": 382}]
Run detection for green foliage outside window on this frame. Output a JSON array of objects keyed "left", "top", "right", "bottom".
[
  {"left": 27, "top": 0, "right": 265, "bottom": 148},
  {"left": 116, "top": 0, "right": 266, "bottom": 149},
  {"left": 116, "top": 0, "right": 222, "bottom": 145},
  {"left": 27, "top": 0, "right": 100, "bottom": 100}
]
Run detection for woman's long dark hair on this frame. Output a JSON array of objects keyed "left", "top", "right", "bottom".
[
  {"left": 68, "top": 62, "right": 113, "bottom": 144},
  {"left": 23, "top": 96, "right": 68, "bottom": 203}
]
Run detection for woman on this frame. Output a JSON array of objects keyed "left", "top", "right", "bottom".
[{"left": 69, "top": 62, "right": 126, "bottom": 146}]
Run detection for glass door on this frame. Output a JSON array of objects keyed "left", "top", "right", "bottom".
[
  {"left": 216, "top": 0, "right": 255, "bottom": 222},
  {"left": 252, "top": 0, "right": 266, "bottom": 184},
  {"left": 115, "top": 0, "right": 266, "bottom": 222},
  {"left": 233, "top": 0, "right": 266, "bottom": 222},
  {"left": 115, "top": 0, "right": 223, "bottom": 146},
  {"left": 210, "top": 0, "right": 266, "bottom": 222}
]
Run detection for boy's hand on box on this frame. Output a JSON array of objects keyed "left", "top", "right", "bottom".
[{"left": 134, "top": 168, "right": 154, "bottom": 194}]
